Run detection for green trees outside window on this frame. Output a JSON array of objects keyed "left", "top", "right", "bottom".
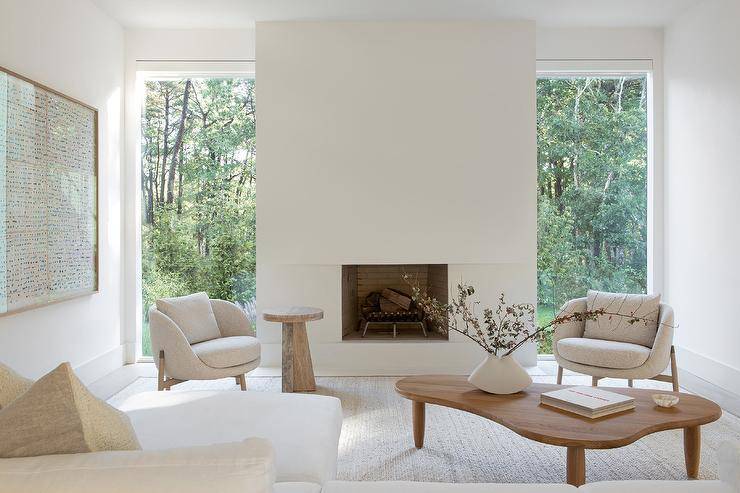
[
  {"left": 537, "top": 76, "right": 649, "bottom": 353},
  {"left": 140, "top": 78, "right": 256, "bottom": 356}
]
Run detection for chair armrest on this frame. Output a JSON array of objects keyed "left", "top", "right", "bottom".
[
  {"left": 644, "top": 303, "right": 675, "bottom": 374},
  {"left": 552, "top": 297, "right": 587, "bottom": 350},
  {"left": 149, "top": 307, "right": 202, "bottom": 372},
  {"left": 210, "top": 299, "right": 255, "bottom": 337},
  {"left": 720, "top": 440, "right": 740, "bottom": 492}
]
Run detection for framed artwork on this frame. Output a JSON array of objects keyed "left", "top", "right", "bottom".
[{"left": 0, "top": 66, "right": 98, "bottom": 316}]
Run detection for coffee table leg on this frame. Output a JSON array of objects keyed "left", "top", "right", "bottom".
[
  {"left": 412, "top": 401, "right": 425, "bottom": 448},
  {"left": 684, "top": 426, "right": 701, "bottom": 478},
  {"left": 566, "top": 446, "right": 586, "bottom": 486}
]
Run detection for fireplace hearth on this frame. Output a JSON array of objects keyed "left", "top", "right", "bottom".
[{"left": 341, "top": 264, "right": 448, "bottom": 341}]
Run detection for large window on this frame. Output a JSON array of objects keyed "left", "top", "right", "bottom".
[
  {"left": 537, "top": 75, "right": 649, "bottom": 353},
  {"left": 140, "top": 77, "right": 256, "bottom": 356}
]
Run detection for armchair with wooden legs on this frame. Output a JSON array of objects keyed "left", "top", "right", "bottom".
[
  {"left": 553, "top": 296, "right": 679, "bottom": 391},
  {"left": 150, "top": 293, "right": 260, "bottom": 391}
]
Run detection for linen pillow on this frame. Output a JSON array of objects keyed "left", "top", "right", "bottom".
[
  {"left": 583, "top": 290, "right": 662, "bottom": 348},
  {"left": 0, "top": 438, "right": 275, "bottom": 493},
  {"left": 156, "top": 292, "right": 221, "bottom": 344},
  {"left": 0, "top": 362, "right": 32, "bottom": 408},
  {"left": 0, "top": 362, "right": 141, "bottom": 458}
]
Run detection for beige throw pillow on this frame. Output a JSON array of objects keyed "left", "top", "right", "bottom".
[
  {"left": 156, "top": 292, "right": 221, "bottom": 344},
  {"left": 0, "top": 362, "right": 141, "bottom": 458},
  {"left": 0, "top": 362, "right": 32, "bottom": 408},
  {"left": 583, "top": 290, "right": 662, "bottom": 348}
]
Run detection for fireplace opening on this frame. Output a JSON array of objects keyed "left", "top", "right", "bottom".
[{"left": 342, "top": 264, "right": 449, "bottom": 341}]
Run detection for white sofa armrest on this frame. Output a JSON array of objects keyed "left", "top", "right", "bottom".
[
  {"left": 720, "top": 441, "right": 740, "bottom": 492},
  {"left": 0, "top": 438, "right": 274, "bottom": 493}
]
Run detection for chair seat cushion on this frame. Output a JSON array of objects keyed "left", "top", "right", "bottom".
[
  {"left": 557, "top": 337, "right": 651, "bottom": 369},
  {"left": 191, "top": 336, "right": 261, "bottom": 369}
]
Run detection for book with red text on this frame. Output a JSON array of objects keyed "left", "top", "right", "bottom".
[{"left": 541, "top": 386, "right": 635, "bottom": 418}]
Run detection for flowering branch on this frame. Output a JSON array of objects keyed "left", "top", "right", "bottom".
[{"left": 406, "top": 276, "right": 666, "bottom": 357}]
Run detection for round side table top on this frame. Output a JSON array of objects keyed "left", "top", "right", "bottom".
[{"left": 262, "top": 306, "right": 324, "bottom": 323}]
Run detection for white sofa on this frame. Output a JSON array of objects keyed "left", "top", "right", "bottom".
[{"left": 117, "top": 390, "right": 740, "bottom": 493}]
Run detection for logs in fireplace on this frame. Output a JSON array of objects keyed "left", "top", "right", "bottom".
[{"left": 360, "top": 288, "right": 427, "bottom": 338}]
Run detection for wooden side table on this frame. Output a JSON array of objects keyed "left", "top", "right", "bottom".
[{"left": 263, "top": 306, "right": 323, "bottom": 392}]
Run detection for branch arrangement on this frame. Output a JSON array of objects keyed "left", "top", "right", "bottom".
[{"left": 405, "top": 276, "right": 662, "bottom": 357}]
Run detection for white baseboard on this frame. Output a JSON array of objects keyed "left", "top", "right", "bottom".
[
  {"left": 259, "top": 341, "right": 536, "bottom": 376},
  {"left": 88, "top": 362, "right": 156, "bottom": 400},
  {"left": 676, "top": 346, "right": 740, "bottom": 397},
  {"left": 74, "top": 345, "right": 124, "bottom": 386}
]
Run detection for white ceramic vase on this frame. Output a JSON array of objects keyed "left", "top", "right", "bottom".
[{"left": 468, "top": 353, "right": 533, "bottom": 394}]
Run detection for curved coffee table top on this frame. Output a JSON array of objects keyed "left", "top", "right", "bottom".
[
  {"left": 262, "top": 306, "right": 324, "bottom": 323},
  {"left": 395, "top": 375, "right": 721, "bottom": 449}
]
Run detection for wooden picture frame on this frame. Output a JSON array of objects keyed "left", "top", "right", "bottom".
[{"left": 0, "top": 65, "right": 99, "bottom": 316}]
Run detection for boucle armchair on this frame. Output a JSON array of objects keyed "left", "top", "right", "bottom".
[
  {"left": 553, "top": 294, "right": 678, "bottom": 391},
  {"left": 150, "top": 292, "right": 260, "bottom": 391}
]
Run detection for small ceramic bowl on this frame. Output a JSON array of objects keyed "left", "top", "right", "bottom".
[{"left": 653, "top": 393, "right": 680, "bottom": 408}]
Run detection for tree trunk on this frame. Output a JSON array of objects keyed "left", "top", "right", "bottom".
[
  {"left": 167, "top": 79, "right": 191, "bottom": 204},
  {"left": 616, "top": 77, "right": 625, "bottom": 113},
  {"left": 159, "top": 89, "right": 171, "bottom": 204},
  {"left": 177, "top": 146, "right": 184, "bottom": 214},
  {"left": 147, "top": 170, "right": 155, "bottom": 224}
]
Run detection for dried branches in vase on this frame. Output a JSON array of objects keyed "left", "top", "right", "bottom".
[
  {"left": 407, "top": 277, "right": 606, "bottom": 357},
  {"left": 405, "top": 276, "right": 609, "bottom": 394}
]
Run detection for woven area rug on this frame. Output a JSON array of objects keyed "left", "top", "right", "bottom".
[{"left": 109, "top": 374, "right": 740, "bottom": 483}]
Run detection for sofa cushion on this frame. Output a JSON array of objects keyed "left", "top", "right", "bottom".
[
  {"left": 580, "top": 480, "right": 732, "bottom": 493},
  {"left": 557, "top": 337, "right": 651, "bottom": 369},
  {"left": 273, "top": 483, "right": 323, "bottom": 493},
  {"left": 0, "top": 438, "right": 274, "bottom": 493},
  {"left": 156, "top": 292, "right": 222, "bottom": 344},
  {"left": 323, "top": 482, "right": 576, "bottom": 492},
  {"left": 118, "top": 390, "right": 343, "bottom": 485},
  {"left": 0, "top": 362, "right": 32, "bottom": 408},
  {"left": 0, "top": 362, "right": 140, "bottom": 458},
  {"left": 192, "top": 336, "right": 261, "bottom": 368},
  {"left": 583, "top": 290, "right": 661, "bottom": 347}
]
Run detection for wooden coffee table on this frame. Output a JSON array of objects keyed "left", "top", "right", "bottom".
[{"left": 395, "top": 375, "right": 721, "bottom": 486}]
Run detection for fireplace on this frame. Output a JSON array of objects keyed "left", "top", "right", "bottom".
[{"left": 341, "top": 264, "right": 448, "bottom": 341}]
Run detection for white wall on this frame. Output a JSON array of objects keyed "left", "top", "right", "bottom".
[
  {"left": 0, "top": 0, "right": 124, "bottom": 382},
  {"left": 257, "top": 21, "right": 537, "bottom": 372},
  {"left": 664, "top": 0, "right": 740, "bottom": 395}
]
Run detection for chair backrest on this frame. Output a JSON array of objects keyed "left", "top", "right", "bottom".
[{"left": 583, "top": 291, "right": 664, "bottom": 348}]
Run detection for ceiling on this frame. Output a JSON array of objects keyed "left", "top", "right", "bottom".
[{"left": 92, "top": 0, "right": 703, "bottom": 30}]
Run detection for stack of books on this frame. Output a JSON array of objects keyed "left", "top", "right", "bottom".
[{"left": 541, "top": 386, "right": 635, "bottom": 418}]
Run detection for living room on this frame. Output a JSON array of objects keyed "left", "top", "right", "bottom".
[{"left": 0, "top": 0, "right": 739, "bottom": 492}]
